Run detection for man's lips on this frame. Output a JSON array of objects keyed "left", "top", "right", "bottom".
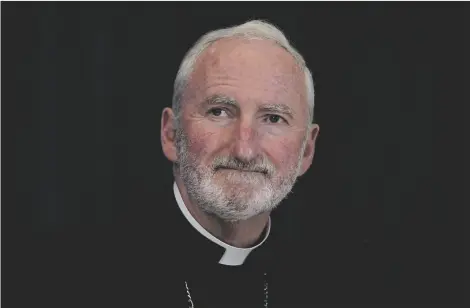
[{"left": 216, "top": 167, "right": 267, "bottom": 175}]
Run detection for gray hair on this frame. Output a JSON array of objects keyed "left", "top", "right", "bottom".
[{"left": 172, "top": 20, "right": 315, "bottom": 127}]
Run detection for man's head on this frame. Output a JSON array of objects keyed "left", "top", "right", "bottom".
[{"left": 161, "top": 20, "right": 319, "bottom": 222}]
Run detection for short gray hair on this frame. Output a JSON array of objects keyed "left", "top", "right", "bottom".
[{"left": 172, "top": 20, "right": 315, "bottom": 126}]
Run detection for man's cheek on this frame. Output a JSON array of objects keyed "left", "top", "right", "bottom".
[
  {"left": 195, "top": 130, "right": 219, "bottom": 149},
  {"left": 187, "top": 133, "right": 216, "bottom": 159},
  {"left": 272, "top": 140, "right": 301, "bottom": 168}
]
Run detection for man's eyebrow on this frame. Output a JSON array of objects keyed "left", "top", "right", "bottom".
[
  {"left": 202, "top": 95, "right": 239, "bottom": 107},
  {"left": 258, "top": 104, "right": 295, "bottom": 118}
]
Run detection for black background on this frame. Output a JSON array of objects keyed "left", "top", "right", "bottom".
[{"left": 2, "top": 1, "right": 467, "bottom": 305}]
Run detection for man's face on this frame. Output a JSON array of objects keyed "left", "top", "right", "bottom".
[{"left": 173, "top": 38, "right": 316, "bottom": 221}]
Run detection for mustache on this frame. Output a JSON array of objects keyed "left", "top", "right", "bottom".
[{"left": 212, "top": 156, "right": 275, "bottom": 176}]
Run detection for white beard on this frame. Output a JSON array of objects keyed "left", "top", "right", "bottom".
[{"left": 175, "top": 128, "right": 307, "bottom": 222}]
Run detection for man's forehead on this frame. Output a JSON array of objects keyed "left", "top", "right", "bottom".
[
  {"left": 187, "top": 38, "right": 305, "bottom": 98},
  {"left": 200, "top": 38, "right": 300, "bottom": 70}
]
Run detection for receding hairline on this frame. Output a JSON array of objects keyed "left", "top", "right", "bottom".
[
  {"left": 195, "top": 36, "right": 304, "bottom": 73},
  {"left": 184, "top": 37, "right": 307, "bottom": 100}
]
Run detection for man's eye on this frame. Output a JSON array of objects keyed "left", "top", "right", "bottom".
[
  {"left": 264, "top": 114, "right": 286, "bottom": 124},
  {"left": 208, "top": 108, "right": 228, "bottom": 117}
]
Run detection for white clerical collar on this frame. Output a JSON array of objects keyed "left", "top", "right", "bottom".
[{"left": 173, "top": 182, "right": 271, "bottom": 266}]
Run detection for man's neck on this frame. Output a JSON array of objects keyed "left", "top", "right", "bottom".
[{"left": 175, "top": 177, "right": 270, "bottom": 248}]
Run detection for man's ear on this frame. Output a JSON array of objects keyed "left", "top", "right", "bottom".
[
  {"left": 298, "top": 124, "right": 320, "bottom": 176},
  {"left": 161, "top": 108, "right": 178, "bottom": 163}
]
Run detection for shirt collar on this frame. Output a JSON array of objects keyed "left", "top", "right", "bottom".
[{"left": 173, "top": 182, "right": 271, "bottom": 266}]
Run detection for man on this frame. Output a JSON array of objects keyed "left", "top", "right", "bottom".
[
  {"left": 157, "top": 20, "right": 319, "bottom": 307},
  {"left": 14, "top": 20, "right": 324, "bottom": 308}
]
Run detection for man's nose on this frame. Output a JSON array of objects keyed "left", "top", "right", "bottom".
[{"left": 231, "top": 119, "right": 261, "bottom": 162}]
